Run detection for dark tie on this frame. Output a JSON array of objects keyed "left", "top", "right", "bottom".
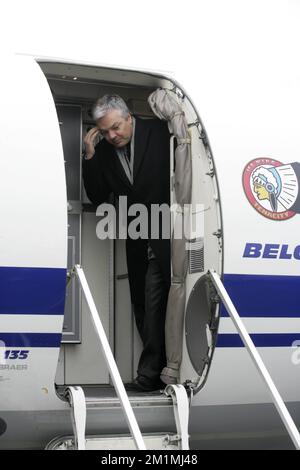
[
  {"left": 124, "top": 144, "right": 132, "bottom": 181},
  {"left": 125, "top": 143, "right": 131, "bottom": 162}
]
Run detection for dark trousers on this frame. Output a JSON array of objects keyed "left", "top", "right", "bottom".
[{"left": 133, "top": 257, "right": 169, "bottom": 384}]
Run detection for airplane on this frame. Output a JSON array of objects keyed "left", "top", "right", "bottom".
[{"left": 0, "top": 1, "right": 300, "bottom": 451}]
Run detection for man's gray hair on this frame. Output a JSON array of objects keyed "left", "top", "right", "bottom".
[{"left": 93, "top": 94, "right": 130, "bottom": 121}]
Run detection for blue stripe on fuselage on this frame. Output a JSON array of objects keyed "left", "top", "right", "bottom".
[
  {"left": 216, "top": 333, "right": 300, "bottom": 348},
  {"left": 221, "top": 274, "right": 300, "bottom": 318},
  {"left": 0, "top": 266, "right": 67, "bottom": 315},
  {"left": 0, "top": 333, "right": 62, "bottom": 347},
  {"left": 216, "top": 273, "right": 300, "bottom": 347}
]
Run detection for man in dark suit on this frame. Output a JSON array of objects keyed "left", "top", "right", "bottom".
[{"left": 83, "top": 95, "right": 171, "bottom": 392}]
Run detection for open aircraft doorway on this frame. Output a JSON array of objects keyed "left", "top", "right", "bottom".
[{"left": 37, "top": 61, "right": 223, "bottom": 393}]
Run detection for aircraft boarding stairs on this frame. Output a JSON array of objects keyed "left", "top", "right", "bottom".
[
  {"left": 47, "top": 265, "right": 190, "bottom": 451},
  {"left": 48, "top": 266, "right": 300, "bottom": 450}
]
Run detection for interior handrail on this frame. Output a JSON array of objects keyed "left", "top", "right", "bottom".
[
  {"left": 209, "top": 270, "right": 300, "bottom": 450},
  {"left": 73, "top": 264, "right": 146, "bottom": 450}
]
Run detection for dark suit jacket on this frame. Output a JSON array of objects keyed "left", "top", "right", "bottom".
[{"left": 82, "top": 117, "right": 171, "bottom": 304}]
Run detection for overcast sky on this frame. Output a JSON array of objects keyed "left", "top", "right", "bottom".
[
  {"left": 1, "top": 0, "right": 299, "bottom": 78},
  {"left": 1, "top": 0, "right": 300, "bottom": 139}
]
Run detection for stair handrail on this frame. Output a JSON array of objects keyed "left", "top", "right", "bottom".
[
  {"left": 209, "top": 270, "right": 300, "bottom": 450},
  {"left": 73, "top": 264, "right": 146, "bottom": 450}
]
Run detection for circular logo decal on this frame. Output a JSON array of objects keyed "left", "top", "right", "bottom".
[{"left": 243, "top": 158, "right": 300, "bottom": 221}]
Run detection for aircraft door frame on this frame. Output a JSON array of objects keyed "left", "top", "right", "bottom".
[{"left": 56, "top": 104, "right": 82, "bottom": 343}]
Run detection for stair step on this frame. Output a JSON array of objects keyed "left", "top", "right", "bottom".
[{"left": 46, "top": 432, "right": 181, "bottom": 450}]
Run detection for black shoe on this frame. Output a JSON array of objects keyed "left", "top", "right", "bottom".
[{"left": 125, "top": 377, "right": 165, "bottom": 393}]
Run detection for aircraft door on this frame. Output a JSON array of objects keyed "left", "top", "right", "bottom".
[{"left": 161, "top": 90, "right": 223, "bottom": 392}]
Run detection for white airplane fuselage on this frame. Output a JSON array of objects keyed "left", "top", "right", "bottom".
[{"left": 0, "top": 38, "right": 299, "bottom": 450}]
